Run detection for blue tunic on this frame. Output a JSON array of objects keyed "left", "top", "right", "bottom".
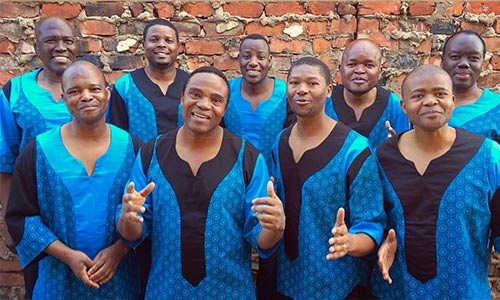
[
  {"left": 109, "top": 68, "right": 190, "bottom": 143},
  {"left": 449, "top": 88, "right": 500, "bottom": 143},
  {"left": 273, "top": 123, "right": 384, "bottom": 299},
  {"left": 122, "top": 129, "right": 276, "bottom": 299},
  {"left": 224, "top": 77, "right": 295, "bottom": 170},
  {"left": 6, "top": 125, "right": 141, "bottom": 299},
  {"left": 0, "top": 69, "right": 71, "bottom": 173},
  {"left": 325, "top": 85, "right": 409, "bottom": 148},
  {"left": 371, "top": 129, "right": 500, "bottom": 300}
]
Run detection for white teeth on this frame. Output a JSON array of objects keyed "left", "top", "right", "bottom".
[{"left": 193, "top": 112, "right": 209, "bottom": 119}]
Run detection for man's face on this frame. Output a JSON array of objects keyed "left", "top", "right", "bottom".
[
  {"left": 62, "top": 64, "right": 110, "bottom": 125},
  {"left": 287, "top": 64, "right": 332, "bottom": 118},
  {"left": 238, "top": 38, "right": 271, "bottom": 85},
  {"left": 36, "top": 18, "right": 76, "bottom": 76},
  {"left": 340, "top": 41, "right": 382, "bottom": 96},
  {"left": 144, "top": 24, "right": 179, "bottom": 70},
  {"left": 402, "top": 72, "right": 455, "bottom": 132},
  {"left": 181, "top": 72, "right": 228, "bottom": 136},
  {"left": 441, "top": 33, "right": 484, "bottom": 92}
]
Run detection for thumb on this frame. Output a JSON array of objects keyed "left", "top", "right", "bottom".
[
  {"left": 385, "top": 120, "right": 391, "bottom": 130},
  {"left": 335, "top": 207, "right": 345, "bottom": 227},
  {"left": 126, "top": 181, "right": 136, "bottom": 194},
  {"left": 140, "top": 182, "right": 156, "bottom": 197},
  {"left": 387, "top": 229, "right": 396, "bottom": 244},
  {"left": 267, "top": 177, "right": 277, "bottom": 198}
]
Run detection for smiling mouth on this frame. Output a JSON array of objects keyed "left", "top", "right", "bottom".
[{"left": 193, "top": 112, "right": 210, "bottom": 119}]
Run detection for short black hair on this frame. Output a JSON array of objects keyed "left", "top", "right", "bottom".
[
  {"left": 143, "top": 18, "right": 179, "bottom": 42},
  {"left": 182, "top": 66, "right": 230, "bottom": 104},
  {"left": 288, "top": 56, "right": 331, "bottom": 85},
  {"left": 239, "top": 33, "right": 270, "bottom": 53},
  {"left": 441, "top": 30, "right": 486, "bottom": 57}
]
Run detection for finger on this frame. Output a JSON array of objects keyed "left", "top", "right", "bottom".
[
  {"left": 80, "top": 270, "right": 100, "bottom": 289},
  {"left": 334, "top": 207, "right": 345, "bottom": 228},
  {"left": 388, "top": 229, "right": 396, "bottom": 244},
  {"left": 126, "top": 181, "right": 136, "bottom": 194},
  {"left": 139, "top": 182, "right": 155, "bottom": 197},
  {"left": 88, "top": 256, "right": 104, "bottom": 275},
  {"left": 267, "top": 177, "right": 277, "bottom": 198}
]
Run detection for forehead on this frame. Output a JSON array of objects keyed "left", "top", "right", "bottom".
[
  {"left": 64, "top": 66, "right": 104, "bottom": 86},
  {"left": 39, "top": 19, "right": 73, "bottom": 37},
  {"left": 344, "top": 41, "right": 380, "bottom": 61},
  {"left": 446, "top": 34, "right": 483, "bottom": 53},
  {"left": 289, "top": 64, "right": 324, "bottom": 79},
  {"left": 406, "top": 72, "right": 452, "bottom": 92},
  {"left": 187, "top": 72, "right": 228, "bottom": 97},
  {"left": 146, "top": 24, "right": 177, "bottom": 38},
  {"left": 240, "top": 39, "right": 269, "bottom": 52}
]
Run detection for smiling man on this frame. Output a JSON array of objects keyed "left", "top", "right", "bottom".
[
  {"left": 223, "top": 34, "right": 295, "bottom": 170},
  {"left": 441, "top": 30, "right": 500, "bottom": 143},
  {"left": 325, "top": 39, "right": 409, "bottom": 148},
  {"left": 109, "top": 18, "right": 189, "bottom": 143},
  {"left": 6, "top": 60, "right": 141, "bottom": 299}
]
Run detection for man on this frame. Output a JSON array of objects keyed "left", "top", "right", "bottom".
[
  {"left": 441, "top": 30, "right": 500, "bottom": 143},
  {"left": 109, "top": 18, "right": 189, "bottom": 143},
  {"left": 0, "top": 16, "right": 77, "bottom": 298},
  {"left": 118, "top": 66, "right": 285, "bottom": 299},
  {"left": 372, "top": 64, "right": 500, "bottom": 299},
  {"left": 6, "top": 61, "right": 141, "bottom": 299},
  {"left": 224, "top": 34, "right": 295, "bottom": 169},
  {"left": 269, "top": 57, "right": 384, "bottom": 299},
  {"left": 325, "top": 38, "right": 409, "bottom": 147}
]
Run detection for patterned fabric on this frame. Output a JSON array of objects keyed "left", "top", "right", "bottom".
[
  {"left": 0, "top": 69, "right": 71, "bottom": 172},
  {"left": 273, "top": 123, "right": 385, "bottom": 299},
  {"left": 6, "top": 125, "right": 140, "bottom": 299},
  {"left": 109, "top": 68, "right": 190, "bottom": 143},
  {"left": 449, "top": 88, "right": 500, "bottom": 143},
  {"left": 224, "top": 77, "right": 294, "bottom": 170},
  {"left": 122, "top": 129, "right": 275, "bottom": 299},
  {"left": 325, "top": 85, "right": 409, "bottom": 148},
  {"left": 371, "top": 129, "right": 500, "bottom": 300}
]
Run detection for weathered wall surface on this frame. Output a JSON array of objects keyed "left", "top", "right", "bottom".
[{"left": 1, "top": 1, "right": 500, "bottom": 299}]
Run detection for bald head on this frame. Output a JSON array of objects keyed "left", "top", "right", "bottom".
[
  {"left": 402, "top": 64, "right": 452, "bottom": 101},
  {"left": 62, "top": 60, "right": 107, "bottom": 91},
  {"left": 35, "top": 16, "right": 73, "bottom": 44},
  {"left": 342, "top": 39, "right": 382, "bottom": 64}
]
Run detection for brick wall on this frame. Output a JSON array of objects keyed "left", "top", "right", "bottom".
[{"left": 1, "top": 1, "right": 500, "bottom": 298}]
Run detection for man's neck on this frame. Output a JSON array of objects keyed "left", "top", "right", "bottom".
[
  {"left": 453, "top": 84, "right": 483, "bottom": 106},
  {"left": 343, "top": 86, "right": 377, "bottom": 108}
]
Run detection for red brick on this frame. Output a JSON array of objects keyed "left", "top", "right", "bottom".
[
  {"left": 181, "top": 3, "right": 214, "bottom": 18},
  {"left": 331, "top": 36, "right": 353, "bottom": 48},
  {"left": 359, "top": 32, "right": 397, "bottom": 50},
  {"left": 0, "top": 71, "right": 18, "bottom": 86},
  {"left": 409, "top": 20, "right": 429, "bottom": 32},
  {"left": 416, "top": 38, "right": 432, "bottom": 53},
  {"left": 308, "top": 2, "right": 336, "bottom": 16},
  {"left": 384, "top": 20, "right": 400, "bottom": 31},
  {"left": 485, "top": 37, "right": 500, "bottom": 52},
  {"left": 446, "top": 1, "right": 464, "bottom": 17},
  {"left": 0, "top": 272, "right": 24, "bottom": 287},
  {"left": 491, "top": 55, "right": 500, "bottom": 70},
  {"left": 41, "top": 3, "right": 81, "bottom": 19},
  {"left": 358, "top": 19, "right": 380, "bottom": 33},
  {"left": 304, "top": 22, "right": 327, "bottom": 36},
  {"left": 359, "top": 2, "right": 401, "bottom": 15},
  {"left": 318, "top": 54, "right": 334, "bottom": 72},
  {"left": 409, "top": 2, "right": 435, "bottom": 16},
  {"left": 245, "top": 22, "right": 285, "bottom": 36},
  {"left": 224, "top": 2, "right": 264, "bottom": 18},
  {"left": 337, "top": 3, "right": 357, "bottom": 16},
  {"left": 496, "top": 21, "right": 500, "bottom": 34},
  {"left": 271, "top": 57, "right": 291, "bottom": 72},
  {"left": 109, "top": 55, "right": 144, "bottom": 71},
  {"left": 214, "top": 54, "right": 239, "bottom": 71},
  {"left": 80, "top": 20, "right": 116, "bottom": 36},
  {"left": 270, "top": 39, "right": 308, "bottom": 54},
  {"left": 203, "top": 21, "right": 244, "bottom": 37},
  {"left": 0, "top": 40, "right": 15, "bottom": 54},
  {"left": 312, "top": 38, "right": 331, "bottom": 53},
  {"left": 460, "top": 22, "right": 486, "bottom": 35},
  {"left": 175, "top": 22, "right": 202, "bottom": 39},
  {"left": 265, "top": 2, "right": 305, "bottom": 16},
  {"left": 155, "top": 3, "right": 175, "bottom": 19},
  {"left": 0, "top": 3, "right": 39, "bottom": 18},
  {"left": 465, "top": 2, "right": 500, "bottom": 15},
  {"left": 330, "top": 18, "right": 357, "bottom": 34},
  {"left": 185, "top": 40, "right": 225, "bottom": 55},
  {"left": 478, "top": 73, "right": 500, "bottom": 89},
  {"left": 105, "top": 71, "right": 125, "bottom": 84},
  {"left": 79, "top": 38, "right": 102, "bottom": 53},
  {"left": 187, "top": 56, "right": 211, "bottom": 71},
  {"left": 86, "top": 2, "right": 124, "bottom": 17},
  {"left": 129, "top": 3, "right": 144, "bottom": 18}
]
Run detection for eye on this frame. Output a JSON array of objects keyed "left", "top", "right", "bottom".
[
  {"left": 64, "top": 39, "right": 74, "bottom": 45},
  {"left": 212, "top": 97, "right": 225, "bottom": 105},
  {"left": 188, "top": 90, "right": 201, "bottom": 99},
  {"left": 67, "top": 89, "right": 80, "bottom": 96},
  {"left": 91, "top": 87, "right": 103, "bottom": 93}
]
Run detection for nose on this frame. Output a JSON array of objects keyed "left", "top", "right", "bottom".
[
  {"left": 422, "top": 94, "right": 438, "bottom": 106},
  {"left": 354, "top": 64, "right": 366, "bottom": 73},
  {"left": 457, "top": 57, "right": 471, "bottom": 68},
  {"left": 248, "top": 56, "right": 258, "bottom": 66},
  {"left": 80, "top": 89, "right": 93, "bottom": 101},
  {"left": 296, "top": 82, "right": 309, "bottom": 95},
  {"left": 54, "top": 39, "right": 67, "bottom": 51},
  {"left": 196, "top": 96, "right": 211, "bottom": 109}
]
